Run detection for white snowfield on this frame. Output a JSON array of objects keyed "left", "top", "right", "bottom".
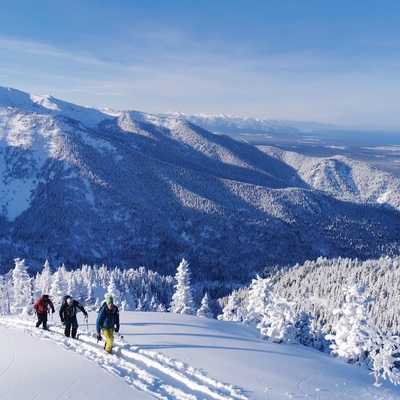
[{"left": 1, "top": 311, "right": 400, "bottom": 400}]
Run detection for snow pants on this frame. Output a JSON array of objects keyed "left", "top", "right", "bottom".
[
  {"left": 36, "top": 312, "right": 48, "bottom": 329},
  {"left": 101, "top": 328, "right": 114, "bottom": 353},
  {"left": 64, "top": 316, "right": 79, "bottom": 338}
]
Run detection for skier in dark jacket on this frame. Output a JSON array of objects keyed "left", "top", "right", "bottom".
[
  {"left": 96, "top": 295, "right": 120, "bottom": 354},
  {"left": 59, "top": 295, "right": 88, "bottom": 338},
  {"left": 33, "top": 294, "right": 55, "bottom": 330}
]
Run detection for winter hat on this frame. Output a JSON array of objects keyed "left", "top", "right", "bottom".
[{"left": 105, "top": 296, "right": 114, "bottom": 304}]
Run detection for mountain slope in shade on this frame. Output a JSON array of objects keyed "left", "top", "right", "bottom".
[{"left": 0, "top": 87, "right": 399, "bottom": 281}]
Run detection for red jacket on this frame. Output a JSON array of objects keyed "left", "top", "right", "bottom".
[{"left": 33, "top": 295, "right": 55, "bottom": 314}]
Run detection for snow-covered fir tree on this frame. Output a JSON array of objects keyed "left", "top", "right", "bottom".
[
  {"left": 218, "top": 290, "right": 243, "bottom": 322},
  {"left": 169, "top": 258, "right": 195, "bottom": 315},
  {"left": 150, "top": 295, "right": 159, "bottom": 312},
  {"left": 35, "top": 260, "right": 52, "bottom": 297},
  {"left": 81, "top": 264, "right": 96, "bottom": 307},
  {"left": 157, "top": 303, "right": 167, "bottom": 313},
  {"left": 257, "top": 291, "right": 297, "bottom": 343},
  {"left": 107, "top": 273, "right": 120, "bottom": 304},
  {"left": 10, "top": 258, "right": 32, "bottom": 315},
  {"left": 49, "top": 268, "right": 67, "bottom": 308},
  {"left": 326, "top": 285, "right": 400, "bottom": 386},
  {"left": 65, "top": 270, "right": 79, "bottom": 300},
  {"left": 367, "top": 328, "right": 400, "bottom": 387},
  {"left": 197, "top": 292, "right": 214, "bottom": 318},
  {"left": 295, "top": 311, "right": 330, "bottom": 352},
  {"left": 326, "top": 285, "right": 372, "bottom": 364},
  {"left": 0, "top": 274, "right": 9, "bottom": 315},
  {"left": 244, "top": 275, "right": 273, "bottom": 325}
]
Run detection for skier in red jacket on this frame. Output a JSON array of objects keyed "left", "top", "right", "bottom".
[{"left": 33, "top": 294, "right": 55, "bottom": 330}]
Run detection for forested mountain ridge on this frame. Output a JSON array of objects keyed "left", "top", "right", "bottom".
[
  {"left": 259, "top": 146, "right": 400, "bottom": 210},
  {"left": 0, "top": 87, "right": 399, "bottom": 281}
]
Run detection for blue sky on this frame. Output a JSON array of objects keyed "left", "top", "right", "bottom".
[{"left": 1, "top": 0, "right": 399, "bottom": 128}]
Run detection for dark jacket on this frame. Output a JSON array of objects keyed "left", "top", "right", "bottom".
[
  {"left": 33, "top": 295, "right": 55, "bottom": 314},
  {"left": 59, "top": 297, "right": 87, "bottom": 323},
  {"left": 96, "top": 304, "right": 120, "bottom": 333}
]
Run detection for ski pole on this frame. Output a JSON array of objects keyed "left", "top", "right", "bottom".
[
  {"left": 116, "top": 331, "right": 124, "bottom": 339},
  {"left": 85, "top": 316, "right": 89, "bottom": 334}
]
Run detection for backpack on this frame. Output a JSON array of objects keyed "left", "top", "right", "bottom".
[
  {"left": 97, "top": 302, "right": 107, "bottom": 313},
  {"left": 65, "top": 303, "right": 77, "bottom": 318}
]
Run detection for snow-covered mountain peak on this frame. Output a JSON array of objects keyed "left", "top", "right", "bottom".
[
  {"left": 0, "top": 86, "right": 112, "bottom": 128},
  {"left": 0, "top": 87, "right": 63, "bottom": 113},
  {"left": 0, "top": 86, "right": 34, "bottom": 110},
  {"left": 30, "top": 93, "right": 61, "bottom": 111}
]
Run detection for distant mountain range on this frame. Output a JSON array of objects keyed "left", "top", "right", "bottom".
[
  {"left": 159, "top": 111, "right": 340, "bottom": 134},
  {"left": 0, "top": 87, "right": 399, "bottom": 282}
]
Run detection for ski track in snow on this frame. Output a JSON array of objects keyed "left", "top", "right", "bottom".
[{"left": 0, "top": 317, "right": 247, "bottom": 400}]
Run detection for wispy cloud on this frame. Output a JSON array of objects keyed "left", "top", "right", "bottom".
[
  {"left": 0, "top": 37, "right": 110, "bottom": 67},
  {"left": 1, "top": 26, "right": 399, "bottom": 127}
]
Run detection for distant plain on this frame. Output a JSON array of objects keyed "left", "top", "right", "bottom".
[{"left": 228, "top": 130, "right": 400, "bottom": 175}]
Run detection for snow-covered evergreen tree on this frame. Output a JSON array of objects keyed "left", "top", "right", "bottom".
[
  {"left": 150, "top": 295, "right": 159, "bottom": 312},
  {"left": 65, "top": 270, "right": 79, "bottom": 300},
  {"left": 295, "top": 311, "right": 315, "bottom": 347},
  {"left": 367, "top": 329, "right": 400, "bottom": 387},
  {"left": 49, "top": 268, "right": 67, "bottom": 308},
  {"left": 169, "top": 258, "right": 195, "bottom": 315},
  {"left": 35, "top": 260, "right": 52, "bottom": 298},
  {"left": 10, "top": 258, "right": 32, "bottom": 315},
  {"left": 326, "top": 285, "right": 400, "bottom": 386},
  {"left": 295, "top": 311, "right": 330, "bottom": 352},
  {"left": 136, "top": 298, "right": 143, "bottom": 311},
  {"left": 197, "top": 292, "right": 214, "bottom": 318},
  {"left": 107, "top": 273, "right": 120, "bottom": 304},
  {"left": 217, "top": 290, "right": 243, "bottom": 322},
  {"left": 326, "top": 285, "right": 372, "bottom": 363},
  {"left": 258, "top": 291, "right": 297, "bottom": 344},
  {"left": 0, "top": 274, "right": 8, "bottom": 315},
  {"left": 142, "top": 292, "right": 151, "bottom": 311},
  {"left": 81, "top": 264, "right": 96, "bottom": 308},
  {"left": 0, "top": 271, "right": 11, "bottom": 315},
  {"left": 244, "top": 275, "right": 273, "bottom": 325}
]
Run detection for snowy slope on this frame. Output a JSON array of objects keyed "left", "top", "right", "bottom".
[{"left": 1, "top": 311, "right": 399, "bottom": 400}]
